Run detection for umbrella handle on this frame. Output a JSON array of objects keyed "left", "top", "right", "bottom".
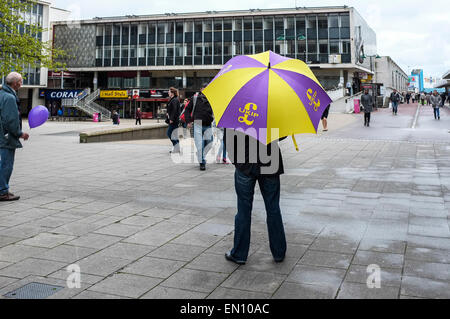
[{"left": 292, "top": 135, "right": 299, "bottom": 152}]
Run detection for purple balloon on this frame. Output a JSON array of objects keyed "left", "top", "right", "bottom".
[{"left": 28, "top": 105, "right": 49, "bottom": 129}]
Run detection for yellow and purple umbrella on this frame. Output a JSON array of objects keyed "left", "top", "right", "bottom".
[{"left": 203, "top": 50, "right": 332, "bottom": 148}]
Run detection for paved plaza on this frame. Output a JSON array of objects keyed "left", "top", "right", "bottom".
[{"left": 0, "top": 102, "right": 449, "bottom": 299}]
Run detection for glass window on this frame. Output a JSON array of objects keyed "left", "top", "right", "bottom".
[
  {"left": 96, "top": 48, "right": 102, "bottom": 59},
  {"left": 244, "top": 18, "right": 252, "bottom": 31},
  {"left": 223, "top": 20, "right": 232, "bottom": 31},
  {"left": 214, "top": 20, "right": 222, "bottom": 32},
  {"left": 275, "top": 17, "right": 284, "bottom": 40},
  {"left": 254, "top": 18, "right": 263, "bottom": 30},
  {"left": 264, "top": 17, "right": 273, "bottom": 30},
  {"left": 340, "top": 14, "right": 350, "bottom": 27},
  {"left": 122, "top": 49, "right": 129, "bottom": 58},
  {"left": 234, "top": 18, "right": 243, "bottom": 31},
  {"left": 204, "top": 20, "right": 212, "bottom": 32},
  {"left": 97, "top": 25, "right": 104, "bottom": 36},
  {"left": 329, "top": 15, "right": 339, "bottom": 28},
  {"left": 330, "top": 41, "right": 339, "bottom": 54},
  {"left": 139, "top": 46, "right": 146, "bottom": 58},
  {"left": 318, "top": 15, "right": 328, "bottom": 29},
  {"left": 104, "top": 49, "right": 111, "bottom": 59},
  {"left": 123, "top": 77, "right": 136, "bottom": 88}
]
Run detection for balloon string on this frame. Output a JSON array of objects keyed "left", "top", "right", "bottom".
[{"left": 292, "top": 135, "right": 299, "bottom": 152}]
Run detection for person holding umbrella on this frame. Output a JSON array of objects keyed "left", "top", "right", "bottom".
[{"left": 203, "top": 51, "right": 332, "bottom": 264}]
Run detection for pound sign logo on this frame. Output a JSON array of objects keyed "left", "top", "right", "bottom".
[
  {"left": 307, "top": 89, "right": 321, "bottom": 111},
  {"left": 238, "top": 103, "right": 259, "bottom": 126}
]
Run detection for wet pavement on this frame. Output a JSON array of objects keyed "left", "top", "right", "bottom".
[{"left": 0, "top": 103, "right": 449, "bottom": 299}]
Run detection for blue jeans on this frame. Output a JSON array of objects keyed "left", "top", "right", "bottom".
[
  {"left": 194, "top": 124, "right": 213, "bottom": 165},
  {"left": 392, "top": 101, "right": 398, "bottom": 114},
  {"left": 0, "top": 148, "right": 16, "bottom": 195},
  {"left": 167, "top": 124, "right": 179, "bottom": 147},
  {"left": 433, "top": 107, "right": 440, "bottom": 119},
  {"left": 231, "top": 168, "right": 287, "bottom": 262},
  {"left": 217, "top": 128, "right": 227, "bottom": 159}
]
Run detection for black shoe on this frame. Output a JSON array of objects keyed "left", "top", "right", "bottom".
[
  {"left": 225, "top": 252, "right": 246, "bottom": 265},
  {"left": 200, "top": 164, "right": 206, "bottom": 171},
  {"left": 0, "top": 193, "right": 20, "bottom": 201},
  {"left": 274, "top": 258, "right": 285, "bottom": 263}
]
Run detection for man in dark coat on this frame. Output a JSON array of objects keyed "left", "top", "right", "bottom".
[
  {"left": 0, "top": 72, "right": 30, "bottom": 201},
  {"left": 224, "top": 130, "right": 287, "bottom": 265},
  {"left": 185, "top": 83, "right": 214, "bottom": 171},
  {"left": 390, "top": 89, "right": 401, "bottom": 115},
  {"left": 361, "top": 89, "right": 374, "bottom": 127}
]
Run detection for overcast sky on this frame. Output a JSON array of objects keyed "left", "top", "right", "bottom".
[{"left": 52, "top": 0, "right": 449, "bottom": 78}]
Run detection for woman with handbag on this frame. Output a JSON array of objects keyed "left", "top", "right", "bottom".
[{"left": 166, "top": 87, "right": 181, "bottom": 153}]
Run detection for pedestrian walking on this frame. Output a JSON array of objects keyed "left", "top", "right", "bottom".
[
  {"left": 420, "top": 92, "right": 426, "bottom": 105},
  {"left": 112, "top": 110, "right": 120, "bottom": 125},
  {"left": 390, "top": 89, "right": 401, "bottom": 115},
  {"left": 361, "top": 89, "right": 374, "bottom": 127},
  {"left": 185, "top": 83, "right": 215, "bottom": 171},
  {"left": 440, "top": 92, "right": 447, "bottom": 107},
  {"left": 412, "top": 92, "right": 416, "bottom": 104},
  {"left": 166, "top": 87, "right": 181, "bottom": 153},
  {"left": 406, "top": 92, "right": 411, "bottom": 104},
  {"left": 426, "top": 92, "right": 431, "bottom": 106},
  {"left": 135, "top": 107, "right": 142, "bottom": 125},
  {"left": 321, "top": 105, "right": 330, "bottom": 132},
  {"left": 215, "top": 126, "right": 229, "bottom": 164},
  {"left": 430, "top": 90, "right": 442, "bottom": 120},
  {"left": 225, "top": 131, "right": 287, "bottom": 265},
  {"left": 0, "top": 72, "right": 30, "bottom": 201}
]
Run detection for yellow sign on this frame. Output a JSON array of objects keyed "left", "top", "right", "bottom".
[
  {"left": 238, "top": 103, "right": 259, "bottom": 126},
  {"left": 307, "top": 89, "right": 321, "bottom": 111},
  {"left": 100, "top": 90, "right": 128, "bottom": 99}
]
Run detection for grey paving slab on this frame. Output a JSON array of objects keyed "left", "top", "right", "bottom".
[
  {"left": 121, "top": 257, "right": 186, "bottom": 279},
  {"left": 47, "top": 269, "right": 104, "bottom": 285},
  {"left": 352, "top": 251, "right": 404, "bottom": 269},
  {"left": 345, "top": 265, "right": 402, "bottom": 288},
  {"left": 220, "top": 270, "right": 286, "bottom": 294},
  {"left": 51, "top": 221, "right": 104, "bottom": 236},
  {"left": 38, "top": 245, "right": 97, "bottom": 263},
  {"left": 66, "top": 233, "right": 122, "bottom": 250},
  {"left": 0, "top": 276, "right": 18, "bottom": 290},
  {"left": 358, "top": 238, "right": 406, "bottom": 254},
  {"left": 186, "top": 253, "right": 239, "bottom": 274},
  {"left": 148, "top": 243, "right": 206, "bottom": 262},
  {"left": 0, "top": 258, "right": 66, "bottom": 279},
  {"left": 75, "top": 254, "right": 132, "bottom": 277},
  {"left": 403, "top": 260, "right": 450, "bottom": 281},
  {"left": 299, "top": 250, "right": 353, "bottom": 270},
  {"left": 88, "top": 273, "right": 162, "bottom": 298},
  {"left": 94, "top": 223, "right": 145, "bottom": 237},
  {"left": 337, "top": 282, "right": 400, "bottom": 299},
  {"left": 405, "top": 245, "right": 450, "bottom": 264},
  {"left": 18, "top": 233, "right": 76, "bottom": 249},
  {"left": 286, "top": 265, "right": 346, "bottom": 289},
  {"left": 161, "top": 268, "right": 228, "bottom": 294},
  {"left": 400, "top": 276, "right": 450, "bottom": 299},
  {"left": 272, "top": 282, "right": 338, "bottom": 299},
  {"left": 140, "top": 286, "right": 208, "bottom": 299},
  {"left": 0, "top": 244, "right": 49, "bottom": 263},
  {"left": 208, "top": 287, "right": 271, "bottom": 299},
  {"left": 309, "top": 237, "right": 359, "bottom": 254},
  {"left": 73, "top": 290, "right": 129, "bottom": 299}
]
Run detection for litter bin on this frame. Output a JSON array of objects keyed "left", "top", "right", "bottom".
[{"left": 354, "top": 99, "right": 361, "bottom": 113}]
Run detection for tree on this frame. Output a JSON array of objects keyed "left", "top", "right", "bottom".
[{"left": 0, "top": 0, "right": 67, "bottom": 76}]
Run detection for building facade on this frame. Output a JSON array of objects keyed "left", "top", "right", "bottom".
[
  {"left": 0, "top": 1, "right": 71, "bottom": 114},
  {"left": 51, "top": 6, "right": 377, "bottom": 117},
  {"left": 374, "top": 56, "right": 408, "bottom": 96}
]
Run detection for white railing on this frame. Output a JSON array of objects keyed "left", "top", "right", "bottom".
[{"left": 70, "top": 89, "right": 111, "bottom": 121}]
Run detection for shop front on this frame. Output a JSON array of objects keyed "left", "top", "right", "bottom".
[
  {"left": 97, "top": 89, "right": 170, "bottom": 119},
  {"left": 40, "top": 89, "right": 87, "bottom": 117}
]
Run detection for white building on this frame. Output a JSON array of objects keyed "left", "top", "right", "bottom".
[{"left": 375, "top": 56, "right": 408, "bottom": 96}]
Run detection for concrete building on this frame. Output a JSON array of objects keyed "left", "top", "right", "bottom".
[
  {"left": 374, "top": 56, "right": 409, "bottom": 97},
  {"left": 50, "top": 6, "right": 378, "bottom": 118},
  {"left": 0, "top": 1, "right": 71, "bottom": 114},
  {"left": 435, "top": 70, "right": 450, "bottom": 94}
]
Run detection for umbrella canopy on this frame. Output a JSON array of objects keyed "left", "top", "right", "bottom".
[{"left": 203, "top": 50, "right": 332, "bottom": 146}]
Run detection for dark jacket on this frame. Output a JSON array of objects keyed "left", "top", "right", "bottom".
[
  {"left": 136, "top": 110, "right": 142, "bottom": 119},
  {"left": 0, "top": 85, "right": 23, "bottom": 149},
  {"left": 226, "top": 129, "right": 286, "bottom": 177},
  {"left": 167, "top": 96, "right": 181, "bottom": 125},
  {"left": 390, "top": 92, "right": 400, "bottom": 103},
  {"left": 112, "top": 112, "right": 120, "bottom": 124},
  {"left": 361, "top": 93, "right": 373, "bottom": 113},
  {"left": 185, "top": 93, "right": 214, "bottom": 126}
]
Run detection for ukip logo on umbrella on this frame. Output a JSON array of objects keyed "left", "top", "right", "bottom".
[{"left": 203, "top": 50, "right": 332, "bottom": 149}]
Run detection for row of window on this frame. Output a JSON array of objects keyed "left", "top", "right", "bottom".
[{"left": 94, "top": 14, "right": 352, "bottom": 67}]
